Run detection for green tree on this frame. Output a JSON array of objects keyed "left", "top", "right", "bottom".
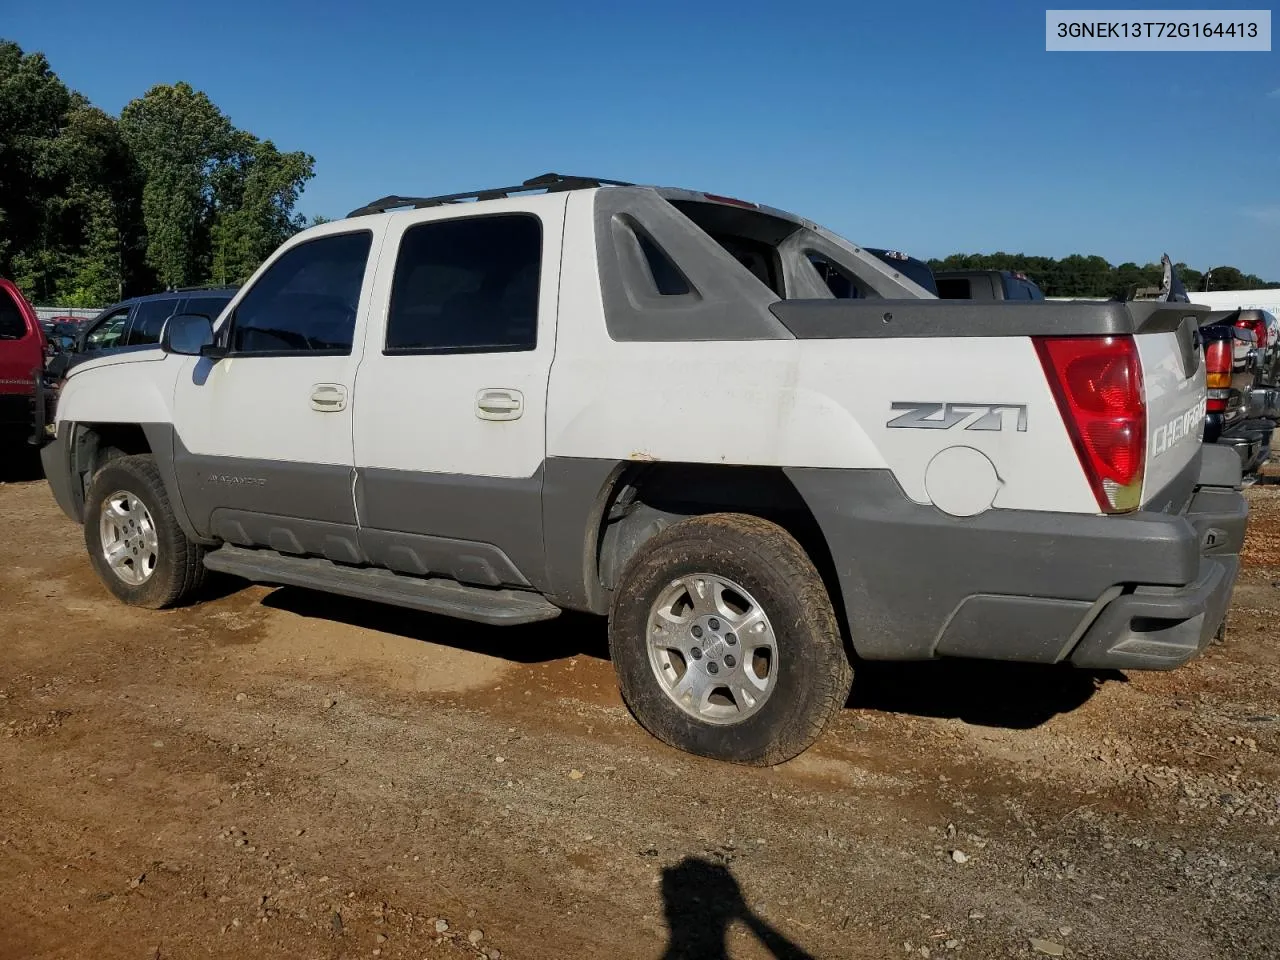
[
  {"left": 0, "top": 40, "right": 73, "bottom": 298},
  {"left": 211, "top": 136, "right": 314, "bottom": 284},
  {"left": 119, "top": 82, "right": 234, "bottom": 288}
]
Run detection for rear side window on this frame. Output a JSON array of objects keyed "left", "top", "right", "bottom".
[
  {"left": 126, "top": 298, "right": 180, "bottom": 346},
  {"left": 936, "top": 278, "right": 972, "bottom": 299},
  {"left": 231, "top": 231, "right": 372, "bottom": 355},
  {"left": 636, "top": 231, "right": 691, "bottom": 296},
  {"left": 0, "top": 290, "right": 27, "bottom": 340},
  {"left": 385, "top": 215, "right": 542, "bottom": 354}
]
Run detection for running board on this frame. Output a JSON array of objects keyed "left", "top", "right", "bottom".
[{"left": 203, "top": 545, "right": 561, "bottom": 626}]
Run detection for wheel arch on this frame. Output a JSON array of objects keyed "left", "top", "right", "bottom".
[
  {"left": 67, "top": 422, "right": 208, "bottom": 544},
  {"left": 552, "top": 460, "right": 847, "bottom": 643}
]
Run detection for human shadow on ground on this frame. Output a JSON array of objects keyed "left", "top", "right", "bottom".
[{"left": 659, "top": 857, "right": 815, "bottom": 960}]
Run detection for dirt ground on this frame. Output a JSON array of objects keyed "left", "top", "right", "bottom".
[{"left": 1, "top": 454, "right": 1277, "bottom": 960}]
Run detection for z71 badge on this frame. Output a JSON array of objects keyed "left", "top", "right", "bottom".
[{"left": 887, "top": 402, "right": 1028, "bottom": 432}]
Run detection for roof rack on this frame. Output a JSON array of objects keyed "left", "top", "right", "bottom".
[
  {"left": 347, "top": 172, "right": 633, "bottom": 217},
  {"left": 169, "top": 284, "right": 239, "bottom": 292}
]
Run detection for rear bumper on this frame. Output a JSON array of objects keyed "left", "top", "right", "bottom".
[{"left": 786, "top": 447, "right": 1247, "bottom": 671}]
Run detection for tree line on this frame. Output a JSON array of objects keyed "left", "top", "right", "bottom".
[
  {"left": 0, "top": 39, "right": 314, "bottom": 306},
  {"left": 927, "top": 253, "right": 1277, "bottom": 299}
]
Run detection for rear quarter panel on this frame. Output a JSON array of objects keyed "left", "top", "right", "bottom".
[{"left": 548, "top": 207, "right": 1098, "bottom": 514}]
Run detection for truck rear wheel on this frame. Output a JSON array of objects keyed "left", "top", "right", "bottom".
[
  {"left": 84, "top": 454, "right": 206, "bottom": 609},
  {"left": 608, "top": 513, "right": 852, "bottom": 765}
]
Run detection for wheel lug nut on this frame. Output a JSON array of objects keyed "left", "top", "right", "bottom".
[
  {"left": 724, "top": 654, "right": 736, "bottom": 668},
  {"left": 690, "top": 647, "right": 703, "bottom": 660},
  {"left": 708, "top": 618, "right": 720, "bottom": 631},
  {"left": 725, "top": 632, "right": 737, "bottom": 645},
  {"left": 707, "top": 662, "right": 719, "bottom": 675},
  {"left": 691, "top": 625, "right": 703, "bottom": 639}
]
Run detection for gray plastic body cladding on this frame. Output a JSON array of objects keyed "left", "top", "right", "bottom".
[
  {"left": 140, "top": 423, "right": 208, "bottom": 544},
  {"left": 541, "top": 457, "right": 628, "bottom": 612},
  {"left": 40, "top": 422, "right": 79, "bottom": 521},
  {"left": 783, "top": 467, "right": 1205, "bottom": 662},
  {"left": 934, "top": 596, "right": 1095, "bottom": 663},
  {"left": 359, "top": 529, "right": 529, "bottom": 588},
  {"left": 355, "top": 467, "right": 546, "bottom": 591},
  {"left": 173, "top": 436, "right": 355, "bottom": 538},
  {"left": 771, "top": 299, "right": 1209, "bottom": 339},
  {"left": 1069, "top": 557, "right": 1239, "bottom": 670},
  {"left": 211, "top": 509, "right": 362, "bottom": 564},
  {"left": 592, "top": 188, "right": 791, "bottom": 342}
]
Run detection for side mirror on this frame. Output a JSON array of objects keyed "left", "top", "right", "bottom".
[{"left": 160, "top": 313, "right": 216, "bottom": 356}]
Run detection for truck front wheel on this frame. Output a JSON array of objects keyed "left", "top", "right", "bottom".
[
  {"left": 84, "top": 454, "right": 206, "bottom": 608},
  {"left": 608, "top": 513, "right": 852, "bottom": 765}
]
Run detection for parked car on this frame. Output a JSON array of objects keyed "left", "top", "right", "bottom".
[
  {"left": 1200, "top": 308, "right": 1279, "bottom": 477},
  {"left": 936, "top": 269, "right": 1045, "bottom": 301},
  {"left": 42, "top": 317, "right": 86, "bottom": 357},
  {"left": 40, "top": 173, "right": 1246, "bottom": 765},
  {"left": 0, "top": 278, "right": 46, "bottom": 444},
  {"left": 45, "top": 287, "right": 238, "bottom": 380}
]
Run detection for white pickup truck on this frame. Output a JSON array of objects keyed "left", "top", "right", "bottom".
[{"left": 41, "top": 174, "right": 1248, "bottom": 765}]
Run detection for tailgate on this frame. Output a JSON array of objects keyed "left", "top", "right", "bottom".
[{"left": 1134, "top": 310, "right": 1208, "bottom": 505}]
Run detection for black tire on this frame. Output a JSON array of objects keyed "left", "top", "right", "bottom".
[
  {"left": 83, "top": 454, "right": 206, "bottom": 609},
  {"left": 609, "top": 513, "right": 852, "bottom": 765}
]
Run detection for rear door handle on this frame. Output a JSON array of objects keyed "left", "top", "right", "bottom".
[
  {"left": 476, "top": 388, "right": 523, "bottom": 421},
  {"left": 311, "top": 383, "right": 348, "bottom": 412}
]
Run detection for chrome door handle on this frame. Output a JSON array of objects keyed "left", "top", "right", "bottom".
[
  {"left": 476, "top": 388, "right": 523, "bottom": 421},
  {"left": 311, "top": 383, "right": 348, "bottom": 412}
]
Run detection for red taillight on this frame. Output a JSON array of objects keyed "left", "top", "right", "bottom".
[
  {"left": 1204, "top": 340, "right": 1232, "bottom": 389},
  {"left": 1235, "top": 317, "right": 1267, "bottom": 350},
  {"left": 1034, "top": 335, "right": 1146, "bottom": 513}
]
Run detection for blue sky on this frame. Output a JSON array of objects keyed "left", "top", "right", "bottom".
[{"left": 5, "top": 0, "right": 1278, "bottom": 277}]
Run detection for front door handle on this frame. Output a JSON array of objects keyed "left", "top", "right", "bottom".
[
  {"left": 311, "top": 383, "right": 348, "bottom": 412},
  {"left": 476, "top": 388, "right": 523, "bottom": 421}
]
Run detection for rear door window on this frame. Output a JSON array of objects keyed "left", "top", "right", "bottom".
[{"left": 385, "top": 214, "right": 542, "bottom": 354}]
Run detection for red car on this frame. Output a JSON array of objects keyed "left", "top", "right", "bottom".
[{"left": 0, "top": 278, "right": 46, "bottom": 444}]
